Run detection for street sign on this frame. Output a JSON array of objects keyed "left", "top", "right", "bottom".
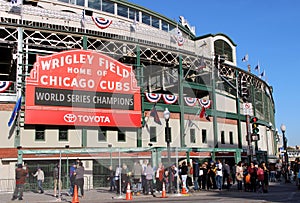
[{"left": 243, "top": 102, "right": 253, "bottom": 115}]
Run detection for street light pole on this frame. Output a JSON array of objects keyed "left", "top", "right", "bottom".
[
  {"left": 164, "top": 108, "right": 172, "bottom": 193},
  {"left": 108, "top": 143, "right": 112, "bottom": 167},
  {"left": 280, "top": 124, "right": 288, "bottom": 165}
]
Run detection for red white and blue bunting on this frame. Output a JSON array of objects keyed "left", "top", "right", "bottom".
[
  {"left": 184, "top": 97, "right": 198, "bottom": 106},
  {"left": 199, "top": 99, "right": 211, "bottom": 108},
  {"left": 0, "top": 81, "right": 12, "bottom": 93},
  {"left": 162, "top": 94, "right": 178, "bottom": 104},
  {"left": 145, "top": 93, "right": 162, "bottom": 103},
  {"left": 92, "top": 16, "right": 112, "bottom": 29}
]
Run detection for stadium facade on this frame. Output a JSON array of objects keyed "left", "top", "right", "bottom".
[{"left": 0, "top": 0, "right": 277, "bottom": 190}]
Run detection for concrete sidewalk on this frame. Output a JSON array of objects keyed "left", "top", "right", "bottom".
[{"left": 1, "top": 182, "right": 296, "bottom": 203}]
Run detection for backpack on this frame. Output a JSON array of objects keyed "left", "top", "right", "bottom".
[{"left": 245, "top": 174, "right": 251, "bottom": 183}]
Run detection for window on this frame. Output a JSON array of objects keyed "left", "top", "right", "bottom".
[
  {"left": 88, "top": 0, "right": 100, "bottom": 10},
  {"left": 202, "top": 129, "right": 207, "bottom": 143},
  {"left": 118, "top": 130, "right": 126, "bottom": 142},
  {"left": 35, "top": 126, "right": 45, "bottom": 141},
  {"left": 98, "top": 129, "right": 107, "bottom": 142},
  {"left": 221, "top": 131, "right": 225, "bottom": 144},
  {"left": 117, "top": 4, "right": 128, "bottom": 18},
  {"left": 59, "top": 128, "right": 68, "bottom": 141},
  {"left": 142, "top": 13, "right": 151, "bottom": 25},
  {"left": 161, "top": 20, "right": 169, "bottom": 31},
  {"left": 102, "top": 0, "right": 114, "bottom": 14},
  {"left": 150, "top": 127, "right": 157, "bottom": 142},
  {"left": 229, "top": 131, "right": 233, "bottom": 145},
  {"left": 190, "top": 129, "right": 196, "bottom": 143},
  {"left": 214, "top": 39, "right": 233, "bottom": 62},
  {"left": 151, "top": 16, "right": 159, "bottom": 28},
  {"left": 129, "top": 9, "right": 139, "bottom": 21}
]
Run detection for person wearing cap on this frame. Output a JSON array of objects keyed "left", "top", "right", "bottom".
[
  {"left": 32, "top": 167, "right": 44, "bottom": 194},
  {"left": 11, "top": 163, "right": 28, "bottom": 201}
]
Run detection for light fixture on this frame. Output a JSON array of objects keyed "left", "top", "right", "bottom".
[
  {"left": 163, "top": 108, "right": 170, "bottom": 121},
  {"left": 280, "top": 124, "right": 286, "bottom": 133}
]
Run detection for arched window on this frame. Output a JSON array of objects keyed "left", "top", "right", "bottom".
[{"left": 214, "top": 40, "right": 233, "bottom": 62}]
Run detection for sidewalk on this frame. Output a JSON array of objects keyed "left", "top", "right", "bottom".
[{"left": 1, "top": 182, "right": 297, "bottom": 203}]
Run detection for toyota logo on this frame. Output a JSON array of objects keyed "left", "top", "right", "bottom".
[{"left": 64, "top": 114, "right": 77, "bottom": 123}]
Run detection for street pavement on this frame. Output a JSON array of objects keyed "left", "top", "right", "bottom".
[{"left": 2, "top": 181, "right": 300, "bottom": 203}]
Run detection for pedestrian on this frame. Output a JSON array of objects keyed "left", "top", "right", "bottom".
[
  {"left": 68, "top": 162, "right": 77, "bottom": 196},
  {"left": 171, "top": 164, "right": 178, "bottom": 193},
  {"left": 235, "top": 161, "right": 244, "bottom": 191},
  {"left": 155, "top": 162, "right": 164, "bottom": 193},
  {"left": 247, "top": 162, "right": 257, "bottom": 192},
  {"left": 141, "top": 160, "right": 148, "bottom": 194},
  {"left": 32, "top": 167, "right": 44, "bottom": 194},
  {"left": 261, "top": 161, "right": 269, "bottom": 193},
  {"left": 192, "top": 160, "right": 199, "bottom": 191},
  {"left": 132, "top": 161, "right": 142, "bottom": 193},
  {"left": 257, "top": 164, "right": 265, "bottom": 193},
  {"left": 11, "top": 163, "right": 28, "bottom": 201},
  {"left": 144, "top": 162, "right": 155, "bottom": 196},
  {"left": 199, "top": 162, "right": 208, "bottom": 190},
  {"left": 121, "top": 163, "right": 130, "bottom": 194},
  {"left": 180, "top": 161, "right": 189, "bottom": 192},
  {"left": 187, "top": 162, "right": 193, "bottom": 190},
  {"left": 108, "top": 165, "right": 116, "bottom": 192},
  {"left": 115, "top": 165, "right": 121, "bottom": 194},
  {"left": 74, "top": 161, "right": 85, "bottom": 198},
  {"left": 215, "top": 159, "right": 223, "bottom": 191},
  {"left": 53, "top": 163, "right": 62, "bottom": 197}
]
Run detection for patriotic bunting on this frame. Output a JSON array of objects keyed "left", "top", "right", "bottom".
[
  {"left": 162, "top": 94, "right": 178, "bottom": 104},
  {"left": 145, "top": 93, "right": 162, "bottom": 103},
  {"left": 0, "top": 81, "right": 12, "bottom": 93},
  {"left": 92, "top": 16, "right": 112, "bottom": 29},
  {"left": 184, "top": 97, "right": 198, "bottom": 106},
  {"left": 198, "top": 99, "right": 211, "bottom": 108}
]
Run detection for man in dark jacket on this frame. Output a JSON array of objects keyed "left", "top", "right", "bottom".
[
  {"left": 192, "top": 160, "right": 199, "bottom": 190},
  {"left": 12, "top": 163, "right": 28, "bottom": 201}
]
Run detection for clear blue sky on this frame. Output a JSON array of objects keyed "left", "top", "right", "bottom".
[{"left": 129, "top": 0, "right": 300, "bottom": 146}]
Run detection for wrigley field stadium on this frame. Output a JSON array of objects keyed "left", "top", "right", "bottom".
[{"left": 0, "top": 0, "right": 277, "bottom": 192}]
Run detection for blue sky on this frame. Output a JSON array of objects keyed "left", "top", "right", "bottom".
[{"left": 129, "top": 0, "right": 300, "bottom": 146}]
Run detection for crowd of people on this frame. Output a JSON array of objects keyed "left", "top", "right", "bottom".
[
  {"left": 107, "top": 158, "right": 300, "bottom": 196},
  {"left": 11, "top": 157, "right": 300, "bottom": 201}
]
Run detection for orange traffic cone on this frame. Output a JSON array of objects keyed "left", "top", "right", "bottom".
[
  {"left": 161, "top": 182, "right": 167, "bottom": 198},
  {"left": 72, "top": 185, "right": 80, "bottom": 203},
  {"left": 125, "top": 183, "right": 132, "bottom": 200},
  {"left": 181, "top": 184, "right": 187, "bottom": 194}
]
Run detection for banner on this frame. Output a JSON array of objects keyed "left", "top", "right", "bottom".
[{"left": 25, "top": 50, "right": 141, "bottom": 127}]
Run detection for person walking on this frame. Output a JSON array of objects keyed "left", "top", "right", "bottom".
[
  {"left": 11, "top": 163, "right": 28, "bottom": 201},
  {"left": 108, "top": 165, "right": 116, "bottom": 192},
  {"left": 74, "top": 161, "right": 85, "bottom": 198},
  {"left": 32, "top": 167, "right": 44, "bottom": 194},
  {"left": 144, "top": 162, "right": 155, "bottom": 196},
  {"left": 53, "top": 163, "right": 62, "bottom": 198}
]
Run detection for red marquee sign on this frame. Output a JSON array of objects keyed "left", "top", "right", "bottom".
[{"left": 25, "top": 50, "right": 141, "bottom": 127}]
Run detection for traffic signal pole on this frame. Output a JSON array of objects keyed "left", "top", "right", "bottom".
[{"left": 246, "top": 114, "right": 253, "bottom": 162}]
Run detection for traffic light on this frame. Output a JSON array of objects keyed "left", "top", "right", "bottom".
[
  {"left": 251, "top": 117, "right": 259, "bottom": 134},
  {"left": 240, "top": 78, "right": 249, "bottom": 102},
  {"left": 250, "top": 117, "right": 260, "bottom": 141}
]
